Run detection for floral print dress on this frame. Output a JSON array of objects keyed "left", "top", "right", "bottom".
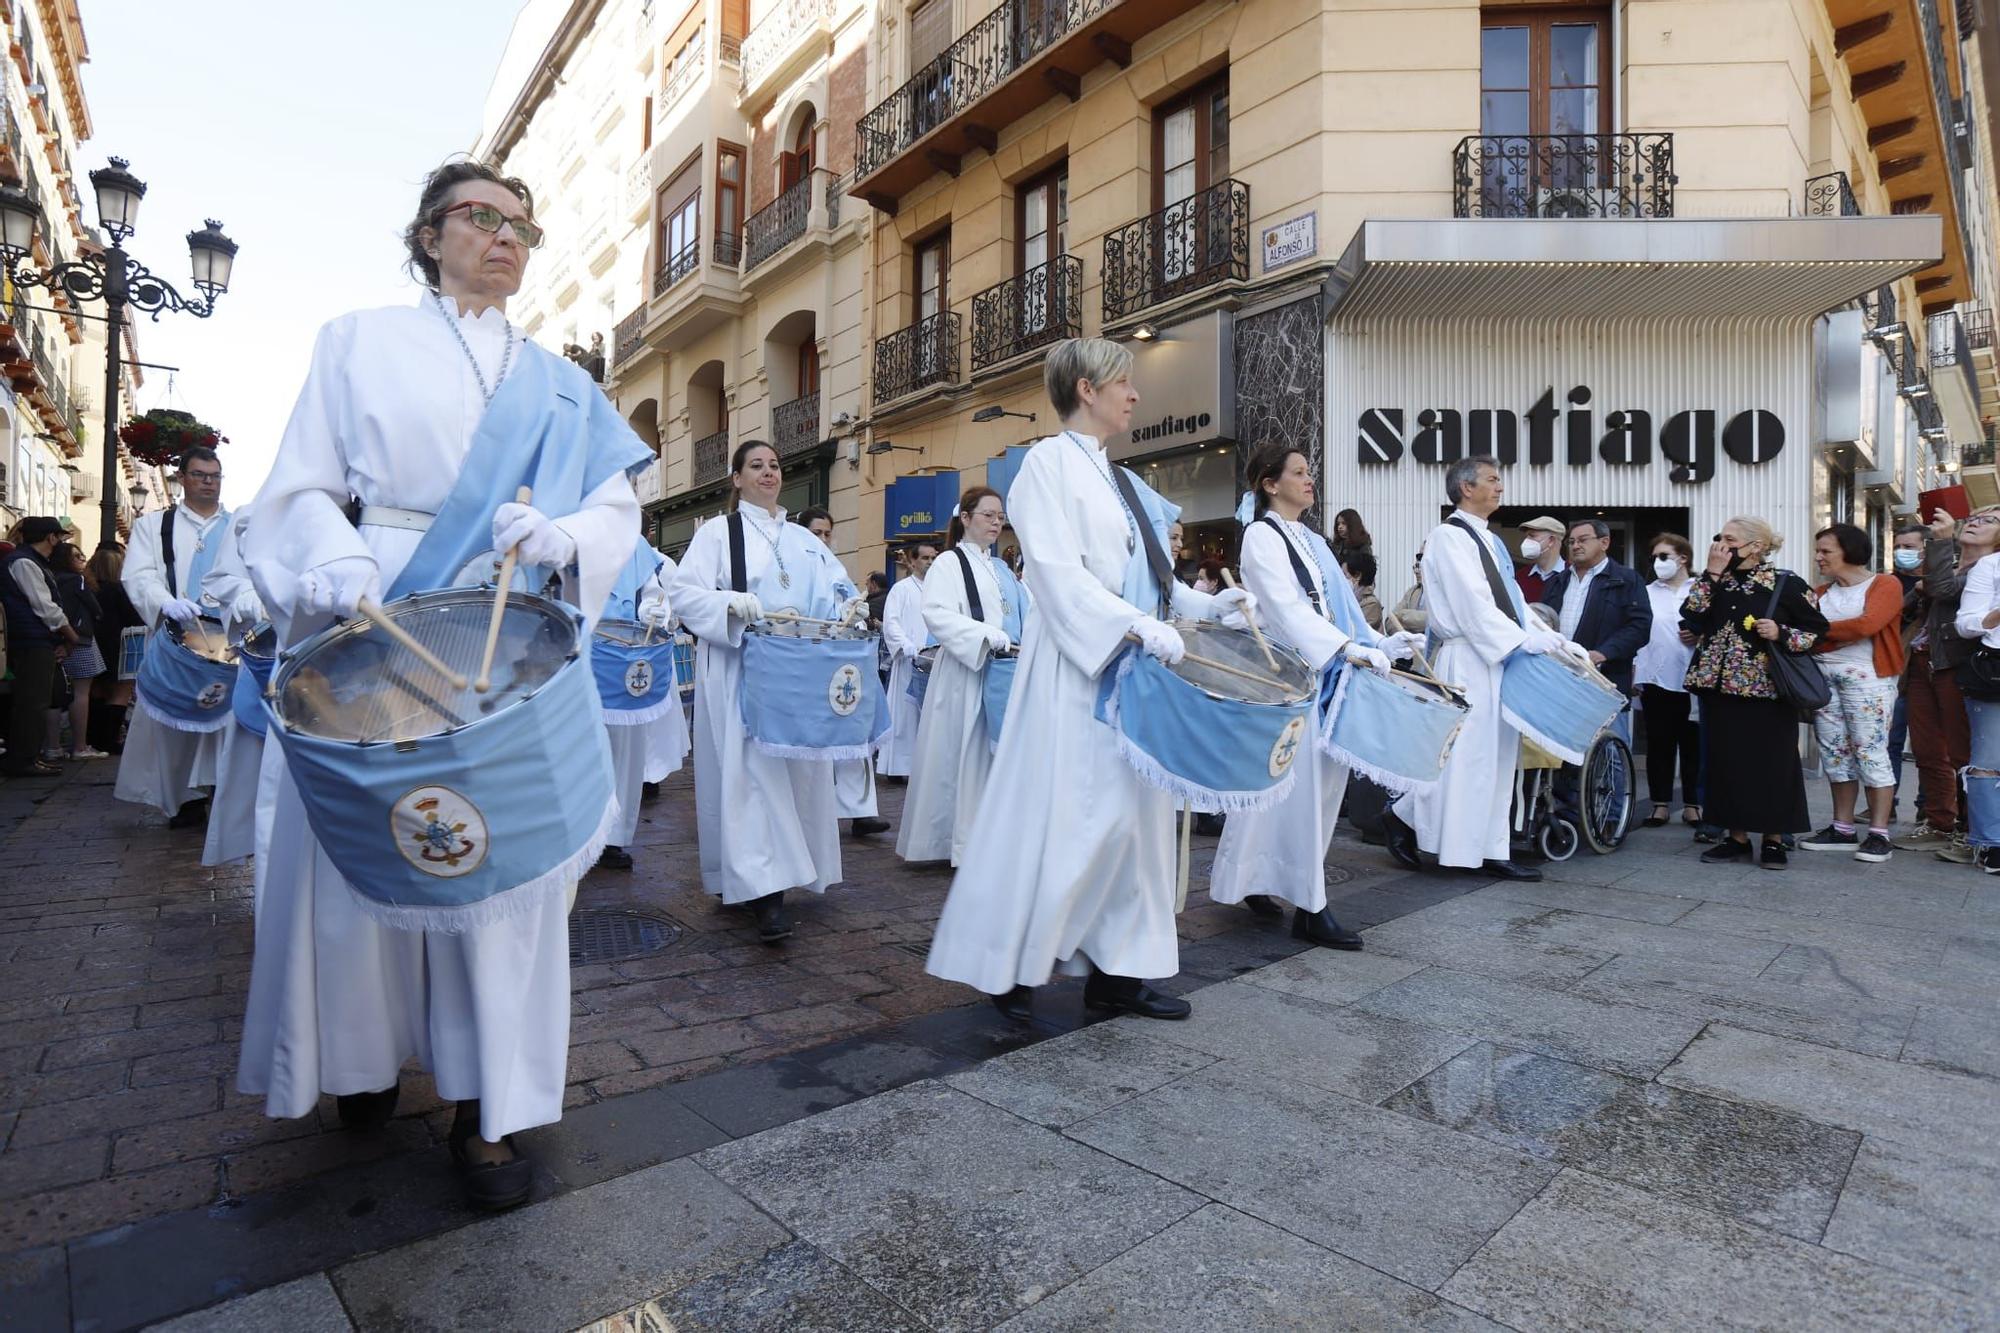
[{"left": 1682, "top": 565, "right": 1829, "bottom": 699}]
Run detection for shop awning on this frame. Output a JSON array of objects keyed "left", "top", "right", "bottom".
[
  {"left": 1322, "top": 217, "right": 1943, "bottom": 323},
  {"left": 985, "top": 445, "right": 1032, "bottom": 503},
  {"left": 883, "top": 470, "right": 959, "bottom": 544}
]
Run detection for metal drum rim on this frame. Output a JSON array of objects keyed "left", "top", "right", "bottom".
[{"left": 1165, "top": 618, "right": 1318, "bottom": 707}]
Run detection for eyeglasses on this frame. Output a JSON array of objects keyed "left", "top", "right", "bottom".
[
  {"left": 438, "top": 201, "right": 544, "bottom": 249},
  {"left": 1966, "top": 514, "right": 2000, "bottom": 527},
  {"left": 183, "top": 470, "right": 222, "bottom": 484}
]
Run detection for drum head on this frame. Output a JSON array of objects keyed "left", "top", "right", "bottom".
[
  {"left": 170, "top": 617, "right": 238, "bottom": 666},
  {"left": 237, "top": 622, "right": 278, "bottom": 663},
  {"left": 273, "top": 589, "right": 576, "bottom": 743},
  {"left": 749, "top": 618, "right": 870, "bottom": 642},
  {"left": 1169, "top": 621, "right": 1315, "bottom": 705}
]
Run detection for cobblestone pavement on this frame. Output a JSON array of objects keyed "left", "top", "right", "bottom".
[{"left": 0, "top": 757, "right": 1454, "bottom": 1330}]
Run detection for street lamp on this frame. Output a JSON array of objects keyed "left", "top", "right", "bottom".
[{"left": 0, "top": 156, "right": 237, "bottom": 542}]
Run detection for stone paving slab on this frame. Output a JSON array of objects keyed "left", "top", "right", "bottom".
[
  {"left": 697, "top": 1080, "right": 1202, "bottom": 1331},
  {"left": 1898, "top": 1003, "right": 2000, "bottom": 1079},
  {"left": 1439, "top": 1169, "right": 1991, "bottom": 1331},
  {"left": 1658, "top": 1025, "right": 2000, "bottom": 1167},
  {"left": 943, "top": 1022, "right": 1218, "bottom": 1130},
  {"left": 1819, "top": 1138, "right": 2000, "bottom": 1299},
  {"left": 1064, "top": 1058, "right": 1557, "bottom": 1290},
  {"left": 581, "top": 1238, "right": 928, "bottom": 1333},
  {"left": 145, "top": 1275, "right": 353, "bottom": 1332},
  {"left": 1351, "top": 915, "right": 1615, "bottom": 988},
  {"left": 1468, "top": 876, "right": 1702, "bottom": 925},
  {"left": 992, "top": 1203, "right": 1504, "bottom": 1332},
  {"left": 1761, "top": 944, "right": 2000, "bottom": 1015},
  {"left": 1232, "top": 947, "right": 1428, "bottom": 1007},
  {"left": 1384, "top": 1043, "right": 1859, "bottom": 1240},
  {"left": 1669, "top": 902, "right": 1952, "bottom": 971}
]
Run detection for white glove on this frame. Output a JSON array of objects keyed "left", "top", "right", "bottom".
[
  {"left": 1131, "top": 616, "right": 1185, "bottom": 665},
  {"left": 158, "top": 596, "right": 203, "bottom": 625},
  {"left": 492, "top": 503, "right": 578, "bottom": 570},
  {"left": 1383, "top": 631, "right": 1423, "bottom": 663},
  {"left": 1345, "top": 644, "right": 1393, "bottom": 676},
  {"left": 1522, "top": 628, "right": 1587, "bottom": 661},
  {"left": 838, "top": 595, "right": 869, "bottom": 627},
  {"left": 983, "top": 625, "right": 1011, "bottom": 653},
  {"left": 727, "top": 592, "right": 764, "bottom": 624},
  {"left": 297, "top": 557, "right": 382, "bottom": 619},
  {"left": 1209, "top": 586, "right": 1258, "bottom": 630},
  {"left": 637, "top": 595, "right": 670, "bottom": 628},
  {"left": 228, "top": 592, "right": 266, "bottom": 627}
]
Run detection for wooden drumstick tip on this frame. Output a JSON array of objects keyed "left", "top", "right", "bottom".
[{"left": 476, "top": 485, "right": 535, "bottom": 693}]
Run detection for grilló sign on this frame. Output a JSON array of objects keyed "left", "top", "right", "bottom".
[{"left": 1357, "top": 386, "right": 1783, "bottom": 485}]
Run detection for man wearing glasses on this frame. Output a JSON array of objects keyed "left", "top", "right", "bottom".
[
  {"left": 1541, "top": 518, "right": 1653, "bottom": 710},
  {"left": 115, "top": 447, "right": 231, "bottom": 828}
]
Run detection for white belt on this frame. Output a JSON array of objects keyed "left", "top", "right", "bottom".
[{"left": 358, "top": 505, "right": 435, "bottom": 532}]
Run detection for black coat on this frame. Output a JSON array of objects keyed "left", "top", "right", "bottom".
[{"left": 1542, "top": 558, "right": 1654, "bottom": 694}]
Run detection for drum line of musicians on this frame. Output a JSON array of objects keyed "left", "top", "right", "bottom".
[{"left": 102, "top": 161, "right": 1595, "bottom": 1215}]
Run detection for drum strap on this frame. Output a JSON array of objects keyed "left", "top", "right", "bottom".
[
  {"left": 727, "top": 510, "right": 747, "bottom": 594},
  {"left": 1447, "top": 516, "right": 1521, "bottom": 625},
  {"left": 160, "top": 504, "right": 179, "bottom": 597},
  {"left": 1111, "top": 464, "right": 1175, "bottom": 617},
  {"left": 952, "top": 548, "right": 985, "bottom": 623},
  {"left": 1262, "top": 515, "right": 1323, "bottom": 617}
]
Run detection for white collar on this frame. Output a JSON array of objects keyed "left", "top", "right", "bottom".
[
  {"left": 428, "top": 291, "right": 512, "bottom": 332},
  {"left": 737, "top": 503, "right": 786, "bottom": 532},
  {"left": 1060, "top": 429, "right": 1103, "bottom": 453},
  {"left": 1452, "top": 509, "right": 1491, "bottom": 530},
  {"left": 957, "top": 540, "right": 992, "bottom": 561}
]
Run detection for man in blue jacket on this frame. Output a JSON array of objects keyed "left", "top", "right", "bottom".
[{"left": 1541, "top": 518, "right": 1652, "bottom": 700}]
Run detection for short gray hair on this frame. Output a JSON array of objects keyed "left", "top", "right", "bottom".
[
  {"left": 1044, "top": 337, "right": 1134, "bottom": 418},
  {"left": 1444, "top": 455, "right": 1498, "bottom": 505}
]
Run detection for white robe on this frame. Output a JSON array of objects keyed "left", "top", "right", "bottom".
[
  {"left": 605, "top": 557, "right": 688, "bottom": 847},
  {"left": 114, "top": 503, "right": 230, "bottom": 816},
  {"left": 199, "top": 508, "right": 266, "bottom": 868},
  {"left": 1392, "top": 510, "right": 1528, "bottom": 869},
  {"left": 1210, "top": 518, "right": 1374, "bottom": 911},
  {"left": 833, "top": 758, "right": 878, "bottom": 819},
  {"left": 877, "top": 574, "right": 926, "bottom": 776},
  {"left": 897, "top": 544, "right": 1004, "bottom": 864},
  {"left": 235, "top": 298, "right": 641, "bottom": 1141},
  {"left": 670, "top": 505, "right": 850, "bottom": 904},
  {"left": 926, "top": 433, "right": 1217, "bottom": 991}
]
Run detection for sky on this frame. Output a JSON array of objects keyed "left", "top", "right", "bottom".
[{"left": 80, "top": 0, "right": 525, "bottom": 506}]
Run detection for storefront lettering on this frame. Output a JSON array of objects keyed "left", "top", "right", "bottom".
[
  {"left": 1357, "top": 386, "right": 1784, "bottom": 484},
  {"left": 1129, "top": 412, "right": 1214, "bottom": 447},
  {"left": 897, "top": 510, "right": 935, "bottom": 531}
]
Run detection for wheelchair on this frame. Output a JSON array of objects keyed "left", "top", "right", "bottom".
[{"left": 1513, "top": 711, "right": 1635, "bottom": 862}]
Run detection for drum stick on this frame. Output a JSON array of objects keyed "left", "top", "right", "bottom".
[
  {"left": 476, "top": 485, "right": 534, "bottom": 693},
  {"left": 1220, "top": 568, "right": 1280, "bottom": 673},
  {"left": 1121, "top": 634, "right": 1290, "bottom": 693},
  {"left": 1384, "top": 610, "right": 1441, "bottom": 683},
  {"left": 355, "top": 599, "right": 470, "bottom": 692},
  {"left": 1175, "top": 800, "right": 1193, "bottom": 914},
  {"left": 762, "top": 609, "right": 843, "bottom": 629}
]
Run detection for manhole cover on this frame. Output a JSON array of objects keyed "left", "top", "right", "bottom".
[
  {"left": 570, "top": 909, "right": 682, "bottom": 966},
  {"left": 1326, "top": 864, "right": 1353, "bottom": 886}
]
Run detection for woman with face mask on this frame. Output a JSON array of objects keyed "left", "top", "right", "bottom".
[{"left": 1632, "top": 534, "right": 1700, "bottom": 827}]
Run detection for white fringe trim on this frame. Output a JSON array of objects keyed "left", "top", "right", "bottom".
[
  {"left": 343, "top": 800, "right": 616, "bottom": 934},
  {"left": 601, "top": 694, "right": 682, "bottom": 727},
  {"left": 1502, "top": 705, "right": 1588, "bottom": 766},
  {"left": 136, "top": 694, "right": 235, "bottom": 734},
  {"left": 750, "top": 732, "right": 886, "bottom": 763},
  {"left": 1318, "top": 740, "right": 1438, "bottom": 797},
  {"left": 1099, "top": 653, "right": 1298, "bottom": 813}
]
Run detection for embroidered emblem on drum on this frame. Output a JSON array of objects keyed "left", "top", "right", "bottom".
[
  {"left": 196, "top": 682, "right": 230, "bottom": 710},
  {"left": 1269, "top": 716, "right": 1306, "bottom": 779},
  {"left": 391, "top": 785, "right": 489, "bottom": 878},
  {"left": 623, "top": 659, "right": 654, "bottom": 697},
  {"left": 828, "top": 663, "right": 862, "bottom": 716}
]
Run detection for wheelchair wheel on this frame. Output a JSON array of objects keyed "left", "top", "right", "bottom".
[
  {"left": 1536, "top": 815, "right": 1580, "bottom": 862},
  {"left": 1581, "top": 732, "right": 1635, "bottom": 854}
]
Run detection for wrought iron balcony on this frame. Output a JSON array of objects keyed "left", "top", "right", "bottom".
[
  {"left": 654, "top": 237, "right": 700, "bottom": 296},
  {"left": 825, "top": 172, "right": 843, "bottom": 228},
  {"left": 1804, "top": 170, "right": 1859, "bottom": 218},
  {"left": 1966, "top": 307, "right": 1993, "bottom": 351},
  {"left": 714, "top": 230, "right": 743, "bottom": 268},
  {"left": 691, "top": 427, "right": 731, "bottom": 487},
  {"left": 661, "top": 27, "right": 707, "bottom": 116},
  {"left": 772, "top": 391, "right": 821, "bottom": 459},
  {"left": 744, "top": 175, "right": 810, "bottom": 272},
  {"left": 875, "top": 311, "right": 960, "bottom": 403},
  {"left": 1102, "top": 179, "right": 1248, "bottom": 323},
  {"left": 613, "top": 306, "right": 646, "bottom": 368},
  {"left": 740, "top": 0, "right": 835, "bottom": 97},
  {"left": 973, "top": 254, "right": 1081, "bottom": 370},
  {"left": 1452, "top": 134, "right": 1675, "bottom": 219}
]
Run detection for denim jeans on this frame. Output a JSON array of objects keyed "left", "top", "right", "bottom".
[
  {"left": 1964, "top": 696, "right": 2000, "bottom": 849},
  {"left": 1888, "top": 692, "right": 1909, "bottom": 813}
]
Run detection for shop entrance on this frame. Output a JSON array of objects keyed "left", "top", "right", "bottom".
[{"left": 1488, "top": 505, "right": 1694, "bottom": 571}]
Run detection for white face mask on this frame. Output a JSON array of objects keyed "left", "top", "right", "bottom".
[
  {"left": 1893, "top": 548, "right": 1921, "bottom": 571},
  {"left": 1520, "top": 538, "right": 1543, "bottom": 560},
  {"left": 1654, "top": 556, "right": 1680, "bottom": 580}
]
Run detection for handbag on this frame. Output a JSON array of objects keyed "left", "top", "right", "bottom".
[
  {"left": 1959, "top": 644, "right": 2000, "bottom": 701},
  {"left": 1761, "top": 574, "right": 1832, "bottom": 714}
]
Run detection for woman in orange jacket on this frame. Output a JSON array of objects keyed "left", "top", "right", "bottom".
[{"left": 1798, "top": 522, "right": 1907, "bottom": 863}]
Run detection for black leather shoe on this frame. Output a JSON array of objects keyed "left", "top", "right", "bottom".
[
  {"left": 753, "top": 892, "right": 793, "bottom": 943},
  {"left": 1381, "top": 809, "right": 1422, "bottom": 871},
  {"left": 1244, "top": 894, "right": 1286, "bottom": 918},
  {"left": 448, "top": 1112, "right": 532, "bottom": 1213},
  {"left": 596, "top": 845, "right": 634, "bottom": 870},
  {"left": 1083, "top": 971, "right": 1191, "bottom": 1020},
  {"left": 335, "top": 1082, "right": 400, "bottom": 1131},
  {"left": 641, "top": 781, "right": 661, "bottom": 803},
  {"left": 1292, "top": 906, "right": 1364, "bottom": 950},
  {"left": 167, "top": 798, "right": 209, "bottom": 829},
  {"left": 1469, "top": 859, "right": 1543, "bottom": 882},
  {"left": 849, "top": 816, "right": 891, "bottom": 837},
  {"left": 990, "top": 984, "right": 1033, "bottom": 1023},
  {"left": 1193, "top": 812, "right": 1226, "bottom": 837}
]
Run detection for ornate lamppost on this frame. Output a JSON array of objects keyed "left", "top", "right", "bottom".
[{"left": 0, "top": 157, "right": 237, "bottom": 540}]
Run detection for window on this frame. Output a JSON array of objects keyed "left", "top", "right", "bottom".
[
  {"left": 1017, "top": 164, "right": 1068, "bottom": 336},
  {"left": 782, "top": 117, "right": 815, "bottom": 191},
  {"left": 717, "top": 142, "right": 744, "bottom": 245},
  {"left": 642, "top": 97, "right": 653, "bottom": 150},
  {"left": 797, "top": 341, "right": 820, "bottom": 401},
  {"left": 909, "top": 0, "right": 952, "bottom": 70},
  {"left": 1153, "top": 75, "right": 1229, "bottom": 211},
  {"left": 657, "top": 157, "right": 702, "bottom": 283},
  {"left": 1480, "top": 6, "right": 1610, "bottom": 139},
  {"left": 915, "top": 231, "right": 949, "bottom": 320},
  {"left": 909, "top": 0, "right": 954, "bottom": 135}
]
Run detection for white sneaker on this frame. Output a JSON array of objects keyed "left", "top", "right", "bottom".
[{"left": 68, "top": 747, "right": 110, "bottom": 760}]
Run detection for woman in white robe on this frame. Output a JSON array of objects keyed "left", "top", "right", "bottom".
[
  {"left": 669, "top": 441, "right": 862, "bottom": 942},
  {"left": 197, "top": 506, "right": 267, "bottom": 868},
  {"left": 926, "top": 338, "right": 1254, "bottom": 1022},
  {"left": 897, "top": 487, "right": 1030, "bottom": 865},
  {"left": 236, "top": 164, "right": 644, "bottom": 1212},
  {"left": 877, "top": 548, "right": 933, "bottom": 777},
  {"left": 1209, "top": 447, "right": 1416, "bottom": 946}
]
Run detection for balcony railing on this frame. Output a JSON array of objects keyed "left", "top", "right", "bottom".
[
  {"left": 744, "top": 175, "right": 810, "bottom": 271},
  {"left": 1452, "top": 134, "right": 1675, "bottom": 219},
  {"left": 613, "top": 306, "right": 646, "bottom": 367},
  {"left": 1966, "top": 307, "right": 1993, "bottom": 351},
  {"left": 624, "top": 156, "right": 652, "bottom": 218},
  {"left": 875, "top": 311, "right": 960, "bottom": 402},
  {"left": 1102, "top": 179, "right": 1249, "bottom": 323},
  {"left": 973, "top": 254, "right": 1081, "bottom": 370},
  {"left": 741, "top": 0, "right": 835, "bottom": 93},
  {"left": 772, "top": 391, "right": 821, "bottom": 458},
  {"left": 856, "top": 0, "right": 1119, "bottom": 181},
  {"left": 661, "top": 27, "right": 707, "bottom": 114},
  {"left": 1930, "top": 311, "right": 1970, "bottom": 369},
  {"left": 714, "top": 230, "right": 743, "bottom": 267},
  {"left": 691, "top": 427, "right": 731, "bottom": 487},
  {"left": 825, "top": 171, "right": 843, "bottom": 228},
  {"left": 1804, "top": 170, "right": 1859, "bottom": 218},
  {"left": 654, "top": 236, "right": 700, "bottom": 295},
  {"left": 1964, "top": 438, "right": 1996, "bottom": 469}
]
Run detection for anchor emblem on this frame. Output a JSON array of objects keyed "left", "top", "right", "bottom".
[
  {"left": 624, "top": 659, "right": 654, "bottom": 697},
  {"left": 828, "top": 663, "right": 862, "bottom": 716},
  {"left": 1268, "top": 717, "right": 1305, "bottom": 779},
  {"left": 391, "top": 785, "right": 489, "bottom": 878}
]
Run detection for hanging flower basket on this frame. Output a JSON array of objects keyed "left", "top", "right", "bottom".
[{"left": 118, "top": 409, "right": 227, "bottom": 470}]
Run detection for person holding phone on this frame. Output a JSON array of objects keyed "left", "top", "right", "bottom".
[{"left": 1680, "top": 517, "right": 1829, "bottom": 869}]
